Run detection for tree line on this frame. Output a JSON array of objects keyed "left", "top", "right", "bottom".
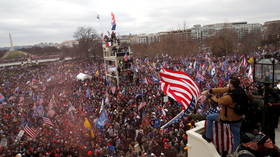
[
  {"left": 132, "top": 23, "right": 280, "bottom": 57},
  {"left": 1, "top": 22, "right": 279, "bottom": 59}
]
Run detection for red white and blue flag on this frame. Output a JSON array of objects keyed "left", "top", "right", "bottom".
[
  {"left": 247, "top": 65, "right": 253, "bottom": 82},
  {"left": 240, "top": 56, "right": 248, "bottom": 68},
  {"left": 160, "top": 68, "right": 200, "bottom": 110},
  {"left": 43, "top": 117, "right": 54, "bottom": 126},
  {"left": 111, "top": 12, "right": 116, "bottom": 30},
  {"left": 24, "top": 124, "right": 39, "bottom": 138},
  {"left": 212, "top": 121, "right": 233, "bottom": 154},
  {"left": 160, "top": 68, "right": 200, "bottom": 129}
]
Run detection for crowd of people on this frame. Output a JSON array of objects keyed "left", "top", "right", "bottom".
[{"left": 0, "top": 51, "right": 279, "bottom": 157}]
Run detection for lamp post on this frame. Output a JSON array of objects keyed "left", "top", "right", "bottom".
[{"left": 254, "top": 55, "right": 280, "bottom": 142}]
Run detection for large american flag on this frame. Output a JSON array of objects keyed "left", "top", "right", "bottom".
[
  {"left": 24, "top": 124, "right": 39, "bottom": 138},
  {"left": 160, "top": 68, "right": 200, "bottom": 110}
]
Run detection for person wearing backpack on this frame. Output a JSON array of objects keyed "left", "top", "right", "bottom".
[{"left": 202, "top": 77, "right": 246, "bottom": 152}]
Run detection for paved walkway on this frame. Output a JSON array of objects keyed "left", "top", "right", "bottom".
[{"left": 0, "top": 57, "right": 72, "bottom": 67}]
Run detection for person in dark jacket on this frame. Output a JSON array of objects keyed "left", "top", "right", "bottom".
[{"left": 236, "top": 133, "right": 280, "bottom": 157}]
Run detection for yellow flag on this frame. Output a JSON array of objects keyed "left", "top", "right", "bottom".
[
  {"left": 84, "top": 118, "right": 94, "bottom": 137},
  {"left": 248, "top": 57, "right": 254, "bottom": 64}
]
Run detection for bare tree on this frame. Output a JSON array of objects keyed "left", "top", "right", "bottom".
[
  {"left": 73, "top": 26, "right": 101, "bottom": 58},
  {"left": 208, "top": 28, "right": 238, "bottom": 56},
  {"left": 238, "top": 31, "right": 262, "bottom": 54},
  {"left": 263, "top": 22, "right": 280, "bottom": 50}
]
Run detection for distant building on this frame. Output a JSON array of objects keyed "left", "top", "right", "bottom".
[
  {"left": 127, "top": 20, "right": 278, "bottom": 44},
  {"left": 130, "top": 33, "right": 160, "bottom": 44},
  {"left": 159, "top": 29, "right": 192, "bottom": 41},
  {"left": 57, "top": 40, "right": 78, "bottom": 48},
  {"left": 34, "top": 42, "right": 58, "bottom": 48},
  {"left": 263, "top": 20, "right": 280, "bottom": 40},
  {"left": 193, "top": 22, "right": 262, "bottom": 40}
]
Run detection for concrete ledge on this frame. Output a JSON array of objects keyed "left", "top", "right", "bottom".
[{"left": 187, "top": 120, "right": 220, "bottom": 157}]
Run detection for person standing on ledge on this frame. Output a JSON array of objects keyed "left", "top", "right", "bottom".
[{"left": 201, "top": 77, "right": 247, "bottom": 152}]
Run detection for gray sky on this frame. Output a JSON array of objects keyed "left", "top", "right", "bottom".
[{"left": 0, "top": 0, "right": 279, "bottom": 47}]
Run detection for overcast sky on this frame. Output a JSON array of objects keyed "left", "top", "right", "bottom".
[{"left": 0, "top": 0, "right": 279, "bottom": 47}]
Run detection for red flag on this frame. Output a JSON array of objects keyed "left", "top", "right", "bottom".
[{"left": 111, "top": 12, "right": 116, "bottom": 25}]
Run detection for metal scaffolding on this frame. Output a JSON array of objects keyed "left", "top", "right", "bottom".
[{"left": 103, "top": 39, "right": 133, "bottom": 87}]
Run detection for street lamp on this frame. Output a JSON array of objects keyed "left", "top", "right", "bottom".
[
  {"left": 254, "top": 56, "right": 280, "bottom": 84},
  {"left": 254, "top": 54, "right": 280, "bottom": 143}
]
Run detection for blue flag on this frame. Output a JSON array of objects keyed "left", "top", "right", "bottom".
[
  {"left": 111, "top": 24, "right": 116, "bottom": 31},
  {"left": 86, "top": 88, "right": 91, "bottom": 98},
  {"left": 151, "top": 75, "right": 159, "bottom": 83},
  {"left": 96, "top": 109, "right": 109, "bottom": 129},
  {"left": 152, "top": 118, "right": 161, "bottom": 128},
  {"left": 0, "top": 93, "right": 5, "bottom": 102}
]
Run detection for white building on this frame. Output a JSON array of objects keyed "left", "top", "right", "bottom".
[
  {"left": 130, "top": 33, "right": 160, "bottom": 44},
  {"left": 191, "top": 22, "right": 262, "bottom": 40},
  {"left": 128, "top": 21, "right": 264, "bottom": 44}
]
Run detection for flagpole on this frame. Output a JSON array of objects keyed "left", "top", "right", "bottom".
[{"left": 160, "top": 110, "right": 184, "bottom": 129}]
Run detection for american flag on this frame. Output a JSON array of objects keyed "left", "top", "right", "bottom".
[
  {"left": 247, "top": 65, "right": 253, "bottom": 82},
  {"left": 111, "top": 12, "right": 116, "bottom": 30},
  {"left": 111, "top": 12, "right": 116, "bottom": 25},
  {"left": 212, "top": 121, "right": 233, "bottom": 154},
  {"left": 24, "top": 124, "right": 39, "bottom": 138},
  {"left": 160, "top": 68, "right": 200, "bottom": 110},
  {"left": 240, "top": 56, "right": 248, "bottom": 68},
  {"left": 43, "top": 117, "right": 54, "bottom": 126}
]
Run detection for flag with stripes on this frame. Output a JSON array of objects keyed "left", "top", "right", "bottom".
[
  {"left": 24, "top": 124, "right": 39, "bottom": 138},
  {"left": 160, "top": 68, "right": 200, "bottom": 110},
  {"left": 111, "top": 12, "right": 116, "bottom": 30},
  {"left": 43, "top": 117, "right": 54, "bottom": 126},
  {"left": 241, "top": 56, "right": 248, "bottom": 67},
  {"left": 247, "top": 65, "right": 253, "bottom": 82},
  {"left": 212, "top": 121, "right": 233, "bottom": 154}
]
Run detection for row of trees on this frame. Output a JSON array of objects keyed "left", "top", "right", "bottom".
[
  {"left": 3, "top": 22, "right": 279, "bottom": 59},
  {"left": 132, "top": 23, "right": 280, "bottom": 57},
  {"left": 66, "top": 23, "right": 279, "bottom": 58},
  {"left": 132, "top": 30, "right": 264, "bottom": 57},
  {"left": 132, "top": 37, "right": 200, "bottom": 57}
]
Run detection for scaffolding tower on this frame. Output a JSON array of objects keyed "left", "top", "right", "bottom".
[{"left": 103, "top": 38, "right": 132, "bottom": 87}]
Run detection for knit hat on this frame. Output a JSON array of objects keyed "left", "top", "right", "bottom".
[{"left": 254, "top": 134, "right": 269, "bottom": 145}]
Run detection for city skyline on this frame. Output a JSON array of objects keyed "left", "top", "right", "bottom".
[{"left": 0, "top": 0, "right": 279, "bottom": 47}]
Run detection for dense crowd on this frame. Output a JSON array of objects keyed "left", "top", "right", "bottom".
[{"left": 0, "top": 52, "right": 279, "bottom": 157}]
